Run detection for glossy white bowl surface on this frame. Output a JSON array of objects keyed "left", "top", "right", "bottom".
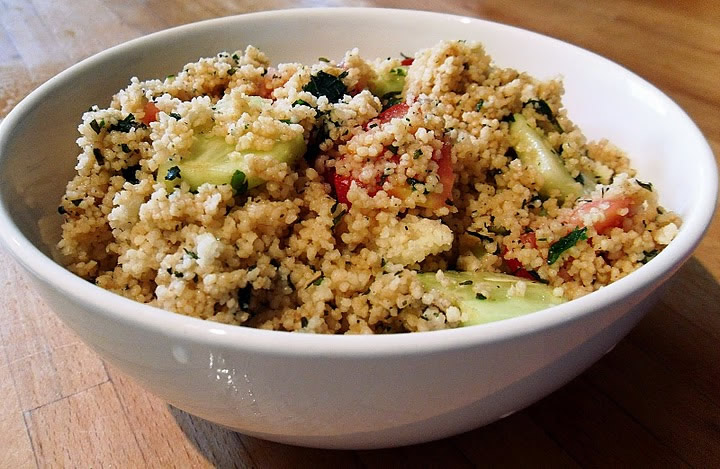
[{"left": 0, "top": 8, "right": 716, "bottom": 449}]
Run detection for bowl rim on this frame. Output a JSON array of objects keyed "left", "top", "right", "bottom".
[{"left": 0, "top": 7, "right": 716, "bottom": 357}]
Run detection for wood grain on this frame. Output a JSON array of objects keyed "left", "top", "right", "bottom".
[{"left": 0, "top": 0, "right": 719, "bottom": 467}]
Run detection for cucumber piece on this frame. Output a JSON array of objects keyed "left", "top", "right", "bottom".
[
  {"left": 509, "top": 114, "right": 584, "bottom": 201},
  {"left": 159, "top": 133, "right": 306, "bottom": 192},
  {"left": 417, "top": 271, "right": 565, "bottom": 326},
  {"left": 369, "top": 66, "right": 407, "bottom": 98}
]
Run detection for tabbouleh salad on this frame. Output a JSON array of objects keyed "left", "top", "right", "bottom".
[{"left": 57, "top": 40, "right": 680, "bottom": 333}]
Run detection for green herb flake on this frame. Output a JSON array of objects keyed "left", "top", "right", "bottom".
[
  {"left": 332, "top": 209, "right": 346, "bottom": 228},
  {"left": 231, "top": 53, "right": 240, "bottom": 62},
  {"left": 475, "top": 100, "right": 484, "bottom": 111},
  {"left": 388, "top": 145, "right": 399, "bottom": 155},
  {"left": 302, "top": 70, "right": 347, "bottom": 102},
  {"left": 381, "top": 258, "right": 386, "bottom": 267},
  {"left": 174, "top": 272, "right": 184, "bottom": 278},
  {"left": 641, "top": 249, "right": 659, "bottom": 264},
  {"left": 475, "top": 293, "right": 487, "bottom": 300},
  {"left": 279, "top": 118, "right": 292, "bottom": 124},
  {"left": 406, "top": 177, "right": 421, "bottom": 191},
  {"left": 547, "top": 227, "right": 588, "bottom": 265},
  {"left": 488, "top": 225, "right": 511, "bottom": 236},
  {"left": 636, "top": 180, "right": 653, "bottom": 192},
  {"left": 390, "top": 67, "right": 407, "bottom": 77},
  {"left": 227, "top": 68, "right": 236, "bottom": 76},
  {"left": 93, "top": 148, "right": 105, "bottom": 165},
  {"left": 230, "top": 170, "right": 248, "bottom": 194},
  {"left": 413, "top": 149, "right": 423, "bottom": 159},
  {"left": 184, "top": 248, "right": 199, "bottom": 260},
  {"left": 121, "top": 164, "right": 141, "bottom": 184},
  {"left": 165, "top": 166, "right": 181, "bottom": 181},
  {"left": 300, "top": 317, "right": 309, "bottom": 327},
  {"left": 308, "top": 275, "right": 324, "bottom": 287},
  {"left": 574, "top": 173, "right": 585, "bottom": 185},
  {"left": 318, "top": 57, "right": 330, "bottom": 62},
  {"left": 109, "top": 114, "right": 137, "bottom": 133},
  {"left": 89, "top": 119, "right": 103, "bottom": 134},
  {"left": 120, "top": 143, "right": 131, "bottom": 153},
  {"left": 467, "top": 230, "right": 493, "bottom": 243},
  {"left": 292, "top": 99, "right": 310, "bottom": 107},
  {"left": 169, "top": 112, "right": 182, "bottom": 120},
  {"left": 459, "top": 280, "right": 473, "bottom": 286},
  {"left": 525, "top": 99, "right": 563, "bottom": 132}
]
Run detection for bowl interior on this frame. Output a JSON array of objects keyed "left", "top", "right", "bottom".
[{"left": 0, "top": 8, "right": 715, "bottom": 290}]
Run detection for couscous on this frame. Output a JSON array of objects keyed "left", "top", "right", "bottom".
[{"left": 57, "top": 40, "right": 680, "bottom": 333}]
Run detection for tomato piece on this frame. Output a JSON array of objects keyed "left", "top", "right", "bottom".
[
  {"left": 520, "top": 232, "right": 537, "bottom": 249},
  {"left": 569, "top": 197, "right": 635, "bottom": 234},
  {"left": 386, "top": 141, "right": 454, "bottom": 209},
  {"left": 141, "top": 102, "right": 159, "bottom": 125},
  {"left": 401, "top": 58, "right": 414, "bottom": 66},
  {"left": 330, "top": 168, "right": 378, "bottom": 207},
  {"left": 332, "top": 170, "right": 353, "bottom": 206},
  {"left": 365, "top": 102, "right": 409, "bottom": 129}
]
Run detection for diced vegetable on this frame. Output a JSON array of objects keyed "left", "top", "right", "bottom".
[
  {"left": 369, "top": 65, "right": 408, "bottom": 99},
  {"left": 568, "top": 196, "right": 635, "bottom": 234},
  {"left": 509, "top": 114, "right": 584, "bottom": 201},
  {"left": 159, "top": 133, "right": 306, "bottom": 192},
  {"left": 141, "top": 102, "right": 159, "bottom": 125},
  {"left": 387, "top": 141, "right": 454, "bottom": 209},
  {"left": 417, "top": 271, "right": 565, "bottom": 326},
  {"left": 547, "top": 227, "right": 588, "bottom": 265}
]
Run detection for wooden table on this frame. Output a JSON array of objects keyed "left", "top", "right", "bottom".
[{"left": 1, "top": 1, "right": 718, "bottom": 467}]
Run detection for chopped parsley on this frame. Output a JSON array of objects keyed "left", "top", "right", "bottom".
[
  {"left": 467, "top": 230, "right": 493, "bottom": 243},
  {"left": 381, "top": 91, "right": 402, "bottom": 109},
  {"left": 406, "top": 177, "right": 421, "bottom": 191},
  {"left": 165, "top": 166, "right": 181, "bottom": 181},
  {"left": 475, "top": 293, "right": 487, "bottom": 300},
  {"left": 488, "top": 225, "right": 511, "bottom": 236},
  {"left": 109, "top": 114, "right": 137, "bottom": 133},
  {"left": 303, "top": 70, "right": 347, "bottom": 102},
  {"left": 93, "top": 148, "right": 104, "bottom": 165},
  {"left": 301, "top": 317, "right": 309, "bottom": 327},
  {"left": 500, "top": 114, "right": 515, "bottom": 123},
  {"left": 641, "top": 249, "right": 659, "bottom": 264},
  {"left": 475, "top": 100, "right": 484, "bottom": 111},
  {"left": 309, "top": 275, "right": 324, "bottom": 287},
  {"left": 89, "top": 119, "right": 104, "bottom": 134},
  {"left": 459, "top": 280, "right": 473, "bottom": 286},
  {"left": 292, "top": 99, "right": 310, "bottom": 107},
  {"left": 231, "top": 53, "right": 240, "bottom": 62},
  {"left": 332, "top": 209, "right": 346, "bottom": 228},
  {"left": 227, "top": 68, "right": 236, "bottom": 76},
  {"left": 169, "top": 112, "right": 182, "bottom": 120},
  {"left": 574, "top": 173, "right": 585, "bottom": 185},
  {"left": 120, "top": 143, "right": 131, "bottom": 153},
  {"left": 279, "top": 118, "right": 292, "bottom": 124},
  {"left": 388, "top": 145, "right": 399, "bottom": 155},
  {"left": 318, "top": 57, "right": 330, "bottom": 62},
  {"left": 230, "top": 170, "right": 248, "bottom": 194},
  {"left": 390, "top": 67, "right": 407, "bottom": 77},
  {"left": 184, "top": 248, "right": 199, "bottom": 260},
  {"left": 413, "top": 149, "right": 423, "bottom": 159},
  {"left": 525, "top": 99, "right": 563, "bottom": 132},
  {"left": 121, "top": 164, "right": 141, "bottom": 184},
  {"left": 636, "top": 180, "right": 653, "bottom": 192},
  {"left": 547, "top": 227, "right": 588, "bottom": 265}
]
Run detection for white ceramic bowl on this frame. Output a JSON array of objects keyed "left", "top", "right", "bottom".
[{"left": 0, "top": 8, "right": 716, "bottom": 449}]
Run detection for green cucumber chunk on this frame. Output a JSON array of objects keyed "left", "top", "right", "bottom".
[
  {"left": 369, "top": 66, "right": 407, "bottom": 98},
  {"left": 159, "top": 133, "right": 306, "bottom": 192},
  {"left": 509, "top": 114, "right": 584, "bottom": 201},
  {"left": 417, "top": 271, "right": 565, "bottom": 326}
]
